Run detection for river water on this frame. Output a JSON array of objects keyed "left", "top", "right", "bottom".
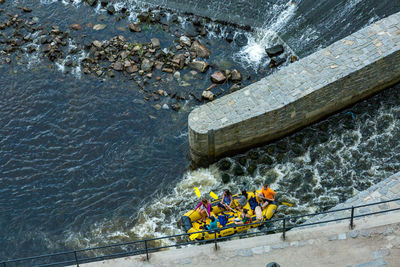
[{"left": 1, "top": 0, "right": 400, "bottom": 261}]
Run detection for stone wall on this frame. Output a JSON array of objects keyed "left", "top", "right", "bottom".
[{"left": 189, "top": 12, "right": 400, "bottom": 165}]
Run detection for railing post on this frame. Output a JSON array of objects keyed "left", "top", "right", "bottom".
[
  {"left": 350, "top": 206, "right": 355, "bottom": 229},
  {"left": 214, "top": 231, "right": 218, "bottom": 250},
  {"left": 3, "top": 262, "right": 6, "bottom": 267},
  {"left": 74, "top": 251, "right": 79, "bottom": 267},
  {"left": 282, "top": 218, "right": 286, "bottom": 240},
  {"left": 144, "top": 240, "right": 149, "bottom": 261}
]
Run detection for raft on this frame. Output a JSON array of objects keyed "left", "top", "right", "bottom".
[{"left": 181, "top": 190, "right": 277, "bottom": 241}]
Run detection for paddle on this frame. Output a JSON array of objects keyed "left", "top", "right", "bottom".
[
  {"left": 210, "top": 191, "right": 238, "bottom": 213},
  {"left": 188, "top": 187, "right": 202, "bottom": 218},
  {"left": 194, "top": 187, "right": 201, "bottom": 198},
  {"left": 280, "top": 201, "right": 293, "bottom": 207},
  {"left": 209, "top": 191, "right": 218, "bottom": 200}
]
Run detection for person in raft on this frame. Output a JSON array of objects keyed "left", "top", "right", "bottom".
[
  {"left": 258, "top": 184, "right": 276, "bottom": 209},
  {"left": 194, "top": 198, "right": 212, "bottom": 222},
  {"left": 237, "top": 190, "right": 248, "bottom": 210},
  {"left": 218, "top": 189, "right": 234, "bottom": 211},
  {"left": 234, "top": 208, "right": 252, "bottom": 225},
  {"left": 205, "top": 216, "right": 218, "bottom": 230}
]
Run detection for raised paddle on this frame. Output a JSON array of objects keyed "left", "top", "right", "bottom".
[
  {"left": 209, "top": 191, "right": 218, "bottom": 200},
  {"left": 194, "top": 187, "right": 201, "bottom": 198}
]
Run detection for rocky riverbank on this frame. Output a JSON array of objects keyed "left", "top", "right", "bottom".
[{"left": 0, "top": 0, "right": 296, "bottom": 111}]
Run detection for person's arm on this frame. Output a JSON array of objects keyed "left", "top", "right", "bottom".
[
  {"left": 194, "top": 202, "right": 201, "bottom": 211},
  {"left": 220, "top": 193, "right": 225, "bottom": 204},
  {"left": 229, "top": 195, "right": 234, "bottom": 207},
  {"left": 207, "top": 204, "right": 211, "bottom": 216}
]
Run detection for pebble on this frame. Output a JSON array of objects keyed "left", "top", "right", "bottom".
[{"left": 162, "top": 104, "right": 169, "bottom": 109}]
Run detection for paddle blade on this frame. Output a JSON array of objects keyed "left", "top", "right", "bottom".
[
  {"left": 189, "top": 233, "right": 200, "bottom": 241},
  {"left": 194, "top": 187, "right": 201, "bottom": 198},
  {"left": 281, "top": 202, "right": 293, "bottom": 207},
  {"left": 210, "top": 191, "right": 218, "bottom": 200}
]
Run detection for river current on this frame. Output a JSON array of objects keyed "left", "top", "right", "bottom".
[{"left": 1, "top": 0, "right": 400, "bottom": 261}]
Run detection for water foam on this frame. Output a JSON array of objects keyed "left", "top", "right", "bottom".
[{"left": 233, "top": 1, "right": 297, "bottom": 69}]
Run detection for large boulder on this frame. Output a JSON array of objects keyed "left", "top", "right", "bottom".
[
  {"left": 141, "top": 58, "right": 153, "bottom": 72},
  {"left": 151, "top": 38, "right": 161, "bottom": 49},
  {"left": 230, "top": 69, "right": 242, "bottom": 82},
  {"left": 85, "top": 0, "right": 97, "bottom": 6},
  {"left": 202, "top": 90, "right": 214, "bottom": 101},
  {"left": 189, "top": 60, "right": 209, "bottom": 73},
  {"left": 190, "top": 40, "right": 210, "bottom": 58},
  {"left": 129, "top": 23, "right": 141, "bottom": 32},
  {"left": 265, "top": 45, "right": 284, "bottom": 57},
  {"left": 210, "top": 71, "right": 226, "bottom": 84}
]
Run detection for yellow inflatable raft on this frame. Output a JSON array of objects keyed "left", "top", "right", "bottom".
[{"left": 181, "top": 190, "right": 277, "bottom": 241}]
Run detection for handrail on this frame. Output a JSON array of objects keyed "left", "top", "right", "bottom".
[{"left": 1, "top": 197, "right": 400, "bottom": 267}]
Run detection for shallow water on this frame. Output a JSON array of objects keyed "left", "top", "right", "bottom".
[{"left": 1, "top": 0, "right": 400, "bottom": 261}]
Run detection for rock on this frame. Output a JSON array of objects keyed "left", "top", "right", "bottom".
[
  {"left": 154, "top": 104, "right": 161, "bottom": 110},
  {"left": 226, "top": 29, "right": 234, "bottom": 43},
  {"left": 235, "top": 33, "right": 248, "bottom": 46},
  {"left": 206, "top": 84, "right": 217, "bottom": 91},
  {"left": 5, "top": 57, "right": 11, "bottom": 64},
  {"left": 150, "top": 38, "right": 161, "bottom": 49},
  {"left": 172, "top": 54, "right": 186, "bottom": 69},
  {"left": 93, "top": 24, "right": 106, "bottom": 30},
  {"left": 128, "top": 23, "right": 141, "bottom": 32},
  {"left": 126, "top": 65, "right": 138, "bottom": 73},
  {"left": 230, "top": 84, "right": 241, "bottom": 93},
  {"left": 106, "top": 5, "right": 115, "bottom": 15},
  {"left": 190, "top": 40, "right": 210, "bottom": 58},
  {"left": 92, "top": 40, "right": 102, "bottom": 48},
  {"left": 231, "top": 69, "right": 242, "bottom": 82},
  {"left": 123, "top": 60, "right": 131, "bottom": 68},
  {"left": 180, "top": 36, "right": 191, "bottom": 46},
  {"left": 171, "top": 103, "right": 181, "bottom": 111},
  {"left": 96, "top": 70, "right": 103, "bottom": 76},
  {"left": 202, "top": 90, "right": 214, "bottom": 101},
  {"left": 173, "top": 71, "right": 181, "bottom": 80},
  {"left": 210, "top": 71, "right": 226, "bottom": 83},
  {"left": 22, "top": 7, "right": 32, "bottom": 12},
  {"left": 291, "top": 55, "right": 298, "bottom": 62},
  {"left": 137, "top": 12, "right": 149, "bottom": 22},
  {"left": 100, "top": 0, "right": 109, "bottom": 6},
  {"left": 189, "top": 60, "right": 209, "bottom": 73},
  {"left": 162, "top": 104, "right": 169, "bottom": 109},
  {"left": 184, "top": 22, "right": 200, "bottom": 37},
  {"left": 162, "top": 68, "right": 173, "bottom": 73},
  {"left": 85, "top": 0, "right": 97, "bottom": 6},
  {"left": 269, "top": 55, "right": 286, "bottom": 68},
  {"left": 71, "top": 24, "right": 83, "bottom": 30},
  {"left": 265, "top": 45, "right": 284, "bottom": 57},
  {"left": 113, "top": 61, "right": 123, "bottom": 71},
  {"left": 266, "top": 263, "right": 280, "bottom": 267},
  {"left": 221, "top": 173, "right": 230, "bottom": 183},
  {"left": 141, "top": 58, "right": 153, "bottom": 72}
]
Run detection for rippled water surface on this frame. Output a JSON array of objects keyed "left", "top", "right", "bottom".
[{"left": 1, "top": 0, "right": 400, "bottom": 261}]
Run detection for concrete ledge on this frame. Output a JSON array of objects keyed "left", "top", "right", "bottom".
[
  {"left": 80, "top": 211, "right": 400, "bottom": 267},
  {"left": 189, "top": 12, "right": 400, "bottom": 165}
]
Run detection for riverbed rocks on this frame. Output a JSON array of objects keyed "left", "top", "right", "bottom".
[
  {"left": 71, "top": 23, "right": 83, "bottom": 30},
  {"left": 210, "top": 71, "right": 226, "bottom": 83},
  {"left": 190, "top": 40, "right": 210, "bottom": 58},
  {"left": 265, "top": 44, "right": 284, "bottom": 57},
  {"left": 189, "top": 60, "right": 209, "bottom": 72},
  {"left": 128, "top": 23, "right": 141, "bottom": 33},
  {"left": 230, "top": 69, "right": 242, "bottom": 82}
]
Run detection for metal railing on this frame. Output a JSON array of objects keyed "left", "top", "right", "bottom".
[{"left": 1, "top": 197, "right": 400, "bottom": 267}]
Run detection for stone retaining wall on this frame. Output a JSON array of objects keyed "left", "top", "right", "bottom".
[{"left": 188, "top": 12, "right": 400, "bottom": 165}]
